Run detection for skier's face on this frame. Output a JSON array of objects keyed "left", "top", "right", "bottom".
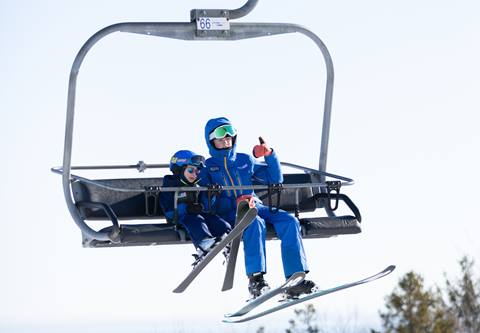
[
  {"left": 213, "top": 136, "right": 233, "bottom": 149},
  {"left": 183, "top": 165, "right": 200, "bottom": 183}
]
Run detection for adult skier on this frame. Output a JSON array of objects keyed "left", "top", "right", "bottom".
[{"left": 199, "top": 117, "right": 317, "bottom": 299}]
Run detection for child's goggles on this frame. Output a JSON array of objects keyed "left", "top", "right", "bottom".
[
  {"left": 209, "top": 125, "right": 237, "bottom": 140},
  {"left": 189, "top": 155, "right": 206, "bottom": 167}
]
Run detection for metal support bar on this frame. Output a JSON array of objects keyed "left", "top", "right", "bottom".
[
  {"left": 229, "top": 0, "right": 259, "bottom": 20},
  {"left": 190, "top": 0, "right": 258, "bottom": 21},
  {"left": 313, "top": 193, "right": 362, "bottom": 222},
  {"left": 53, "top": 161, "right": 353, "bottom": 182},
  {"left": 67, "top": 173, "right": 352, "bottom": 194},
  {"left": 144, "top": 186, "right": 160, "bottom": 216},
  {"left": 76, "top": 201, "right": 121, "bottom": 242},
  {"left": 325, "top": 181, "right": 341, "bottom": 211},
  {"left": 267, "top": 183, "right": 283, "bottom": 213}
]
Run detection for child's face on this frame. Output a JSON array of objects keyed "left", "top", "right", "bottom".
[{"left": 183, "top": 165, "right": 200, "bottom": 183}]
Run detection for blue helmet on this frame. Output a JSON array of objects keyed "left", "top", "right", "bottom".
[{"left": 169, "top": 150, "right": 205, "bottom": 174}]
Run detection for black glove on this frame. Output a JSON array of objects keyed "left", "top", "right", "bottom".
[
  {"left": 186, "top": 203, "right": 203, "bottom": 214},
  {"left": 208, "top": 184, "right": 223, "bottom": 195}
]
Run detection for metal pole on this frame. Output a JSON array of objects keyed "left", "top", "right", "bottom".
[{"left": 230, "top": 0, "right": 259, "bottom": 19}]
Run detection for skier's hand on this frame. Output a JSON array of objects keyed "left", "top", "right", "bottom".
[
  {"left": 253, "top": 137, "right": 272, "bottom": 158},
  {"left": 186, "top": 203, "right": 203, "bottom": 214},
  {"left": 236, "top": 194, "right": 255, "bottom": 208},
  {"left": 208, "top": 183, "right": 223, "bottom": 195}
]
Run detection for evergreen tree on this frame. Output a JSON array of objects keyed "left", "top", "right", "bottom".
[
  {"left": 286, "top": 303, "right": 319, "bottom": 333},
  {"left": 375, "top": 271, "right": 455, "bottom": 333},
  {"left": 445, "top": 256, "right": 480, "bottom": 333}
]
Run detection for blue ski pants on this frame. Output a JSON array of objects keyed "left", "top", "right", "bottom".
[
  {"left": 221, "top": 203, "right": 308, "bottom": 278},
  {"left": 180, "top": 213, "right": 231, "bottom": 249}
]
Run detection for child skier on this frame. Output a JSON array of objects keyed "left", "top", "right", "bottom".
[
  {"left": 160, "top": 150, "right": 232, "bottom": 259},
  {"left": 199, "top": 117, "right": 318, "bottom": 299}
]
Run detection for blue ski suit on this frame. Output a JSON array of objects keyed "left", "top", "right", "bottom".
[
  {"left": 160, "top": 175, "right": 231, "bottom": 248},
  {"left": 199, "top": 117, "right": 309, "bottom": 278}
]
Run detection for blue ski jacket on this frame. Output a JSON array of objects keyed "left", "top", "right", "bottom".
[
  {"left": 199, "top": 117, "right": 283, "bottom": 215},
  {"left": 160, "top": 175, "right": 211, "bottom": 222}
]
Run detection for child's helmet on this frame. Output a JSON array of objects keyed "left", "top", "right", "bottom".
[{"left": 169, "top": 150, "right": 205, "bottom": 175}]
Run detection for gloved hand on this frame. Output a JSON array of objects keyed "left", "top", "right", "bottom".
[
  {"left": 253, "top": 137, "right": 272, "bottom": 158},
  {"left": 236, "top": 194, "right": 255, "bottom": 208},
  {"left": 186, "top": 203, "right": 203, "bottom": 214}
]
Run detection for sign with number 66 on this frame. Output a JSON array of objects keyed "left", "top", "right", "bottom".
[{"left": 196, "top": 17, "right": 230, "bottom": 31}]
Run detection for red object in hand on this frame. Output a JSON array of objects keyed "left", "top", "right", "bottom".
[
  {"left": 253, "top": 136, "right": 272, "bottom": 158},
  {"left": 236, "top": 194, "right": 255, "bottom": 208}
]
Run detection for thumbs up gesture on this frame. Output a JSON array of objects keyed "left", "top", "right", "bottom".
[{"left": 253, "top": 137, "right": 273, "bottom": 158}]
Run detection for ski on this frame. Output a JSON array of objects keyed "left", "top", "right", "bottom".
[
  {"left": 223, "top": 265, "right": 396, "bottom": 323},
  {"left": 221, "top": 234, "right": 241, "bottom": 291},
  {"left": 221, "top": 206, "right": 246, "bottom": 291},
  {"left": 222, "top": 197, "right": 260, "bottom": 291},
  {"left": 173, "top": 201, "right": 257, "bottom": 293},
  {"left": 224, "top": 271, "right": 305, "bottom": 318}
]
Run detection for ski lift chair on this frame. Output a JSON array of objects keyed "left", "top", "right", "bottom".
[{"left": 52, "top": 0, "right": 362, "bottom": 248}]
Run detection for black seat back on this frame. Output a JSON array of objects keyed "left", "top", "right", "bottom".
[
  {"left": 72, "top": 173, "right": 319, "bottom": 220},
  {"left": 72, "top": 177, "right": 164, "bottom": 220},
  {"left": 255, "top": 173, "right": 318, "bottom": 212}
]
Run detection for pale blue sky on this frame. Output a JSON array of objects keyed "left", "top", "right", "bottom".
[{"left": 1, "top": 0, "right": 480, "bottom": 332}]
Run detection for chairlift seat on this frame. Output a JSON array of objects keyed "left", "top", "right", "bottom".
[{"left": 73, "top": 173, "right": 361, "bottom": 248}]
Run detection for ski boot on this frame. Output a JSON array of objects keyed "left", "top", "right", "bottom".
[
  {"left": 198, "top": 237, "right": 216, "bottom": 252},
  {"left": 248, "top": 272, "right": 271, "bottom": 300},
  {"left": 209, "top": 233, "right": 230, "bottom": 265},
  {"left": 283, "top": 279, "right": 319, "bottom": 300},
  {"left": 222, "top": 242, "right": 231, "bottom": 264},
  {"left": 191, "top": 237, "right": 216, "bottom": 268}
]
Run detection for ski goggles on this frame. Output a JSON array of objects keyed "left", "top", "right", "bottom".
[
  {"left": 189, "top": 155, "right": 206, "bottom": 167},
  {"left": 209, "top": 125, "right": 237, "bottom": 140}
]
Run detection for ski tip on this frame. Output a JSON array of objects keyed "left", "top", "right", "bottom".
[
  {"left": 385, "top": 265, "right": 396, "bottom": 273},
  {"left": 222, "top": 317, "right": 242, "bottom": 324}
]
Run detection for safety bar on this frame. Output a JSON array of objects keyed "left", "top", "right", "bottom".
[
  {"left": 51, "top": 161, "right": 354, "bottom": 184},
  {"left": 52, "top": 170, "right": 354, "bottom": 194},
  {"left": 79, "top": 175, "right": 349, "bottom": 193}
]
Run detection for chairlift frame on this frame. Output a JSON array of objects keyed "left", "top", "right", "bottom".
[{"left": 52, "top": 0, "right": 362, "bottom": 247}]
